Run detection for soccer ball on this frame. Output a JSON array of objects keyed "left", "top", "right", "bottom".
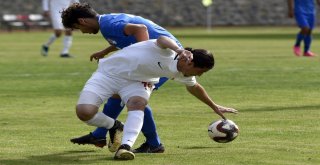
[{"left": 208, "top": 119, "right": 239, "bottom": 143}]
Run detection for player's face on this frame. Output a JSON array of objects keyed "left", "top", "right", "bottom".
[
  {"left": 182, "top": 64, "right": 210, "bottom": 77},
  {"left": 73, "top": 23, "right": 99, "bottom": 34}
]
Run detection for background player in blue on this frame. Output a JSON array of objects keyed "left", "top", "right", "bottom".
[
  {"left": 288, "top": 0, "right": 320, "bottom": 57},
  {"left": 62, "top": 3, "right": 182, "bottom": 153}
]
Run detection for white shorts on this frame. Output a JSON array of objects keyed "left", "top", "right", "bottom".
[
  {"left": 50, "top": 8, "right": 64, "bottom": 29},
  {"left": 77, "top": 72, "right": 154, "bottom": 107}
]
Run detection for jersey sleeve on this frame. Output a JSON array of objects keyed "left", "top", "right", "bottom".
[
  {"left": 173, "top": 76, "right": 197, "bottom": 86},
  {"left": 106, "top": 21, "right": 127, "bottom": 36}
]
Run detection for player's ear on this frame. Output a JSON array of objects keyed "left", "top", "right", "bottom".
[
  {"left": 77, "top": 18, "right": 85, "bottom": 24},
  {"left": 187, "top": 60, "right": 194, "bottom": 66}
]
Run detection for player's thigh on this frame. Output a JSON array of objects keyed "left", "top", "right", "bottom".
[
  {"left": 50, "top": 9, "right": 64, "bottom": 29},
  {"left": 295, "top": 12, "right": 310, "bottom": 29},
  {"left": 77, "top": 91, "right": 103, "bottom": 108},
  {"left": 306, "top": 13, "right": 315, "bottom": 29},
  {"left": 80, "top": 72, "right": 118, "bottom": 107},
  {"left": 119, "top": 82, "right": 154, "bottom": 108},
  {"left": 77, "top": 91, "right": 102, "bottom": 120}
]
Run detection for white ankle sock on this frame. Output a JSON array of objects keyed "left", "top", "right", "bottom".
[
  {"left": 122, "top": 111, "right": 144, "bottom": 147},
  {"left": 85, "top": 112, "right": 115, "bottom": 129},
  {"left": 44, "top": 34, "right": 57, "bottom": 47},
  {"left": 61, "top": 36, "right": 72, "bottom": 54}
]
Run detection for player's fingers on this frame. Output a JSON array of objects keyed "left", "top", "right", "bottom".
[
  {"left": 219, "top": 107, "right": 238, "bottom": 114},
  {"left": 229, "top": 108, "right": 238, "bottom": 114}
]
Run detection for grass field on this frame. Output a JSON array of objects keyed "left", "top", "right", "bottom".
[{"left": 0, "top": 27, "right": 320, "bottom": 165}]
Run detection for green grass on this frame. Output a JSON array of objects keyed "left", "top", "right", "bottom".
[{"left": 0, "top": 27, "right": 320, "bottom": 165}]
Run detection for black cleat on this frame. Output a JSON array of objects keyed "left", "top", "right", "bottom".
[
  {"left": 70, "top": 132, "right": 106, "bottom": 148},
  {"left": 114, "top": 144, "right": 135, "bottom": 160},
  {"left": 108, "top": 120, "right": 124, "bottom": 152},
  {"left": 60, "top": 53, "right": 73, "bottom": 58},
  {"left": 41, "top": 45, "right": 49, "bottom": 56},
  {"left": 132, "top": 142, "right": 165, "bottom": 153}
]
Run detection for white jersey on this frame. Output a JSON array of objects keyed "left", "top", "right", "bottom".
[
  {"left": 42, "top": 0, "right": 79, "bottom": 29},
  {"left": 97, "top": 40, "right": 196, "bottom": 86}
]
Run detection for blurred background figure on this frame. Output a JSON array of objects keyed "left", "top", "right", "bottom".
[
  {"left": 41, "top": 0, "right": 79, "bottom": 58},
  {"left": 287, "top": 0, "right": 320, "bottom": 57}
]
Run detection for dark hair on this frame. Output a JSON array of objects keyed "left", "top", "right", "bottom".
[
  {"left": 61, "top": 3, "right": 98, "bottom": 28},
  {"left": 185, "top": 47, "right": 214, "bottom": 69}
]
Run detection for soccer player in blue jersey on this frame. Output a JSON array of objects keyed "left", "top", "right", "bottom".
[
  {"left": 288, "top": 0, "right": 320, "bottom": 57},
  {"left": 62, "top": 3, "right": 182, "bottom": 153}
]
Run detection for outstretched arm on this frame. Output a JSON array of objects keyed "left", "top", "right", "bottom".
[
  {"left": 156, "top": 36, "right": 180, "bottom": 51},
  {"left": 186, "top": 83, "right": 238, "bottom": 120},
  {"left": 157, "top": 36, "right": 192, "bottom": 61},
  {"left": 90, "top": 23, "right": 149, "bottom": 62},
  {"left": 90, "top": 45, "right": 118, "bottom": 61},
  {"left": 124, "top": 23, "right": 149, "bottom": 42}
]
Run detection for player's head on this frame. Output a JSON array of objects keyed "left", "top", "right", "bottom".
[
  {"left": 178, "top": 48, "right": 214, "bottom": 77},
  {"left": 61, "top": 3, "right": 99, "bottom": 34}
]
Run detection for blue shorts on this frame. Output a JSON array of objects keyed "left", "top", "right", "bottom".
[
  {"left": 154, "top": 77, "right": 168, "bottom": 90},
  {"left": 295, "top": 12, "right": 315, "bottom": 29}
]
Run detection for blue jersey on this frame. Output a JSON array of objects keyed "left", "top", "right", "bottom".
[
  {"left": 98, "top": 13, "right": 182, "bottom": 49},
  {"left": 294, "top": 0, "right": 315, "bottom": 14}
]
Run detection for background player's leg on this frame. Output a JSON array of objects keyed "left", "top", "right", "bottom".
[{"left": 60, "top": 29, "right": 73, "bottom": 57}]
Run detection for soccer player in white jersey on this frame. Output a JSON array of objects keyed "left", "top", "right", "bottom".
[
  {"left": 41, "top": 0, "right": 78, "bottom": 58},
  {"left": 75, "top": 35, "right": 238, "bottom": 160},
  {"left": 62, "top": 3, "right": 183, "bottom": 153}
]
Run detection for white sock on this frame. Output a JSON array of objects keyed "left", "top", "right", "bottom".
[
  {"left": 122, "top": 111, "right": 144, "bottom": 147},
  {"left": 44, "top": 34, "right": 57, "bottom": 47},
  {"left": 85, "top": 112, "right": 115, "bottom": 129},
  {"left": 61, "top": 36, "right": 72, "bottom": 54}
]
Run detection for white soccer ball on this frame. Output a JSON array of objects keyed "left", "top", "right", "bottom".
[{"left": 208, "top": 119, "right": 239, "bottom": 143}]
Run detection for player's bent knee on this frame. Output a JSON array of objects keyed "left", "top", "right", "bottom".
[
  {"left": 65, "top": 29, "right": 72, "bottom": 36},
  {"left": 301, "top": 28, "right": 311, "bottom": 35},
  {"left": 127, "top": 96, "right": 147, "bottom": 111},
  {"left": 76, "top": 104, "right": 99, "bottom": 121},
  {"left": 54, "top": 30, "right": 63, "bottom": 37}
]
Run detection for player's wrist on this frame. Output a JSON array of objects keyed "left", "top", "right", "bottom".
[{"left": 174, "top": 48, "right": 184, "bottom": 54}]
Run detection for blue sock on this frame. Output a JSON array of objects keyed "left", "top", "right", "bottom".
[
  {"left": 295, "top": 33, "right": 304, "bottom": 47},
  {"left": 303, "top": 35, "right": 312, "bottom": 53},
  {"left": 91, "top": 97, "right": 124, "bottom": 138},
  {"left": 141, "top": 105, "right": 161, "bottom": 147}
]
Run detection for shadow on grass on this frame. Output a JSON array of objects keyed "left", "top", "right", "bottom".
[
  {"left": 180, "top": 146, "right": 224, "bottom": 150},
  {"left": 0, "top": 150, "right": 116, "bottom": 165},
  {"left": 243, "top": 104, "right": 320, "bottom": 112}
]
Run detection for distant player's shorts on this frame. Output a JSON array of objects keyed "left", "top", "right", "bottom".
[
  {"left": 77, "top": 72, "right": 154, "bottom": 107},
  {"left": 50, "top": 7, "right": 64, "bottom": 29},
  {"left": 295, "top": 12, "right": 315, "bottom": 29}
]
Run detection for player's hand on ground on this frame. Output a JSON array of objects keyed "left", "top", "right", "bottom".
[
  {"left": 90, "top": 52, "right": 105, "bottom": 62},
  {"left": 176, "top": 49, "right": 193, "bottom": 63},
  {"left": 217, "top": 105, "right": 238, "bottom": 114}
]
